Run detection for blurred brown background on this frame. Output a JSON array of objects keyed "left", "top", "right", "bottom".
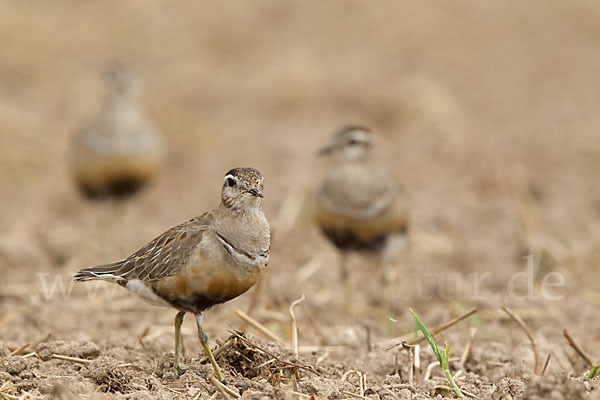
[{"left": 1, "top": 1, "right": 599, "bottom": 397}]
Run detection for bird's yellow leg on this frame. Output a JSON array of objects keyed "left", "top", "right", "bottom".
[
  {"left": 339, "top": 252, "right": 349, "bottom": 282},
  {"left": 174, "top": 311, "right": 186, "bottom": 375},
  {"left": 339, "top": 252, "right": 354, "bottom": 313},
  {"left": 196, "top": 313, "right": 224, "bottom": 382}
]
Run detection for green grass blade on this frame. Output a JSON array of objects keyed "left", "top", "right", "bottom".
[
  {"left": 410, "top": 309, "right": 467, "bottom": 399},
  {"left": 441, "top": 342, "right": 450, "bottom": 370},
  {"left": 587, "top": 364, "right": 599, "bottom": 379},
  {"left": 413, "top": 319, "right": 419, "bottom": 340},
  {"left": 445, "top": 369, "right": 467, "bottom": 399},
  {"left": 409, "top": 308, "right": 442, "bottom": 365}
]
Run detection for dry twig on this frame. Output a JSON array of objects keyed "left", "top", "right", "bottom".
[
  {"left": 422, "top": 357, "right": 460, "bottom": 382},
  {"left": 381, "top": 308, "right": 477, "bottom": 348},
  {"left": 342, "top": 370, "right": 367, "bottom": 396},
  {"left": 399, "top": 342, "right": 414, "bottom": 386},
  {"left": 459, "top": 327, "right": 478, "bottom": 371},
  {"left": 9, "top": 342, "right": 30, "bottom": 357},
  {"left": 414, "top": 344, "right": 421, "bottom": 382},
  {"left": 199, "top": 336, "right": 237, "bottom": 364},
  {"left": 541, "top": 353, "right": 552, "bottom": 376},
  {"left": 563, "top": 329, "right": 594, "bottom": 367},
  {"left": 342, "top": 391, "right": 370, "bottom": 400},
  {"left": 137, "top": 326, "right": 150, "bottom": 349},
  {"left": 288, "top": 294, "right": 306, "bottom": 359},
  {"left": 208, "top": 375, "right": 241, "bottom": 399},
  {"left": 8, "top": 333, "right": 51, "bottom": 357},
  {"left": 379, "top": 386, "right": 401, "bottom": 400},
  {"left": 501, "top": 306, "right": 542, "bottom": 375},
  {"left": 433, "top": 385, "right": 479, "bottom": 399},
  {"left": 51, "top": 354, "right": 93, "bottom": 365},
  {"left": 21, "top": 352, "right": 41, "bottom": 360},
  {"left": 0, "top": 392, "right": 22, "bottom": 400},
  {"left": 410, "top": 308, "right": 478, "bottom": 345},
  {"left": 423, "top": 361, "right": 440, "bottom": 381},
  {"left": 234, "top": 309, "right": 288, "bottom": 346}
]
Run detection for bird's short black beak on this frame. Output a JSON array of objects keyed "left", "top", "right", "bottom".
[
  {"left": 317, "top": 145, "right": 334, "bottom": 156},
  {"left": 249, "top": 188, "right": 263, "bottom": 198}
]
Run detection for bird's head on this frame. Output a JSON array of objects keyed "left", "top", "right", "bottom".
[
  {"left": 318, "top": 125, "right": 373, "bottom": 161},
  {"left": 221, "top": 167, "right": 265, "bottom": 212},
  {"left": 104, "top": 63, "right": 140, "bottom": 99}
]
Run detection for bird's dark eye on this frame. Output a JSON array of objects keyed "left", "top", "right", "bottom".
[
  {"left": 227, "top": 178, "right": 236, "bottom": 187},
  {"left": 348, "top": 139, "right": 360, "bottom": 145}
]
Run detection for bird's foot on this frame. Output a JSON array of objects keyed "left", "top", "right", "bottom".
[
  {"left": 205, "top": 372, "right": 227, "bottom": 384},
  {"left": 177, "top": 367, "right": 228, "bottom": 383},
  {"left": 174, "top": 365, "right": 188, "bottom": 376},
  {"left": 190, "top": 369, "right": 208, "bottom": 379}
]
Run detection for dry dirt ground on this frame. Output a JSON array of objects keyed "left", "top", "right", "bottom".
[{"left": 1, "top": 1, "right": 600, "bottom": 399}]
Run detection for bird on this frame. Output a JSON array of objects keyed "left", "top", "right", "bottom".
[
  {"left": 71, "top": 63, "right": 163, "bottom": 198},
  {"left": 74, "top": 168, "right": 270, "bottom": 382},
  {"left": 314, "top": 126, "right": 408, "bottom": 285}
]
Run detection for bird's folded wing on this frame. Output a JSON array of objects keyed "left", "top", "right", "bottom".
[
  {"left": 85, "top": 212, "right": 213, "bottom": 282},
  {"left": 319, "top": 177, "right": 400, "bottom": 219}
]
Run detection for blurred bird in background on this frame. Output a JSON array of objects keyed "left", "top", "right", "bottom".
[
  {"left": 71, "top": 63, "right": 163, "bottom": 199},
  {"left": 315, "top": 126, "right": 408, "bottom": 288}
]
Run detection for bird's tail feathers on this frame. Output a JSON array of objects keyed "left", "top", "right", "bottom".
[{"left": 73, "top": 263, "right": 126, "bottom": 284}]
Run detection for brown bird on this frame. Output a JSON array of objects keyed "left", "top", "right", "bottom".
[
  {"left": 74, "top": 168, "right": 270, "bottom": 381},
  {"left": 315, "top": 126, "right": 408, "bottom": 284},
  {"left": 72, "top": 64, "right": 163, "bottom": 198}
]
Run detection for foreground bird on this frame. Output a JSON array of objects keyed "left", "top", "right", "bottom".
[
  {"left": 315, "top": 126, "right": 408, "bottom": 284},
  {"left": 74, "top": 168, "right": 270, "bottom": 381},
  {"left": 72, "top": 64, "right": 163, "bottom": 198}
]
